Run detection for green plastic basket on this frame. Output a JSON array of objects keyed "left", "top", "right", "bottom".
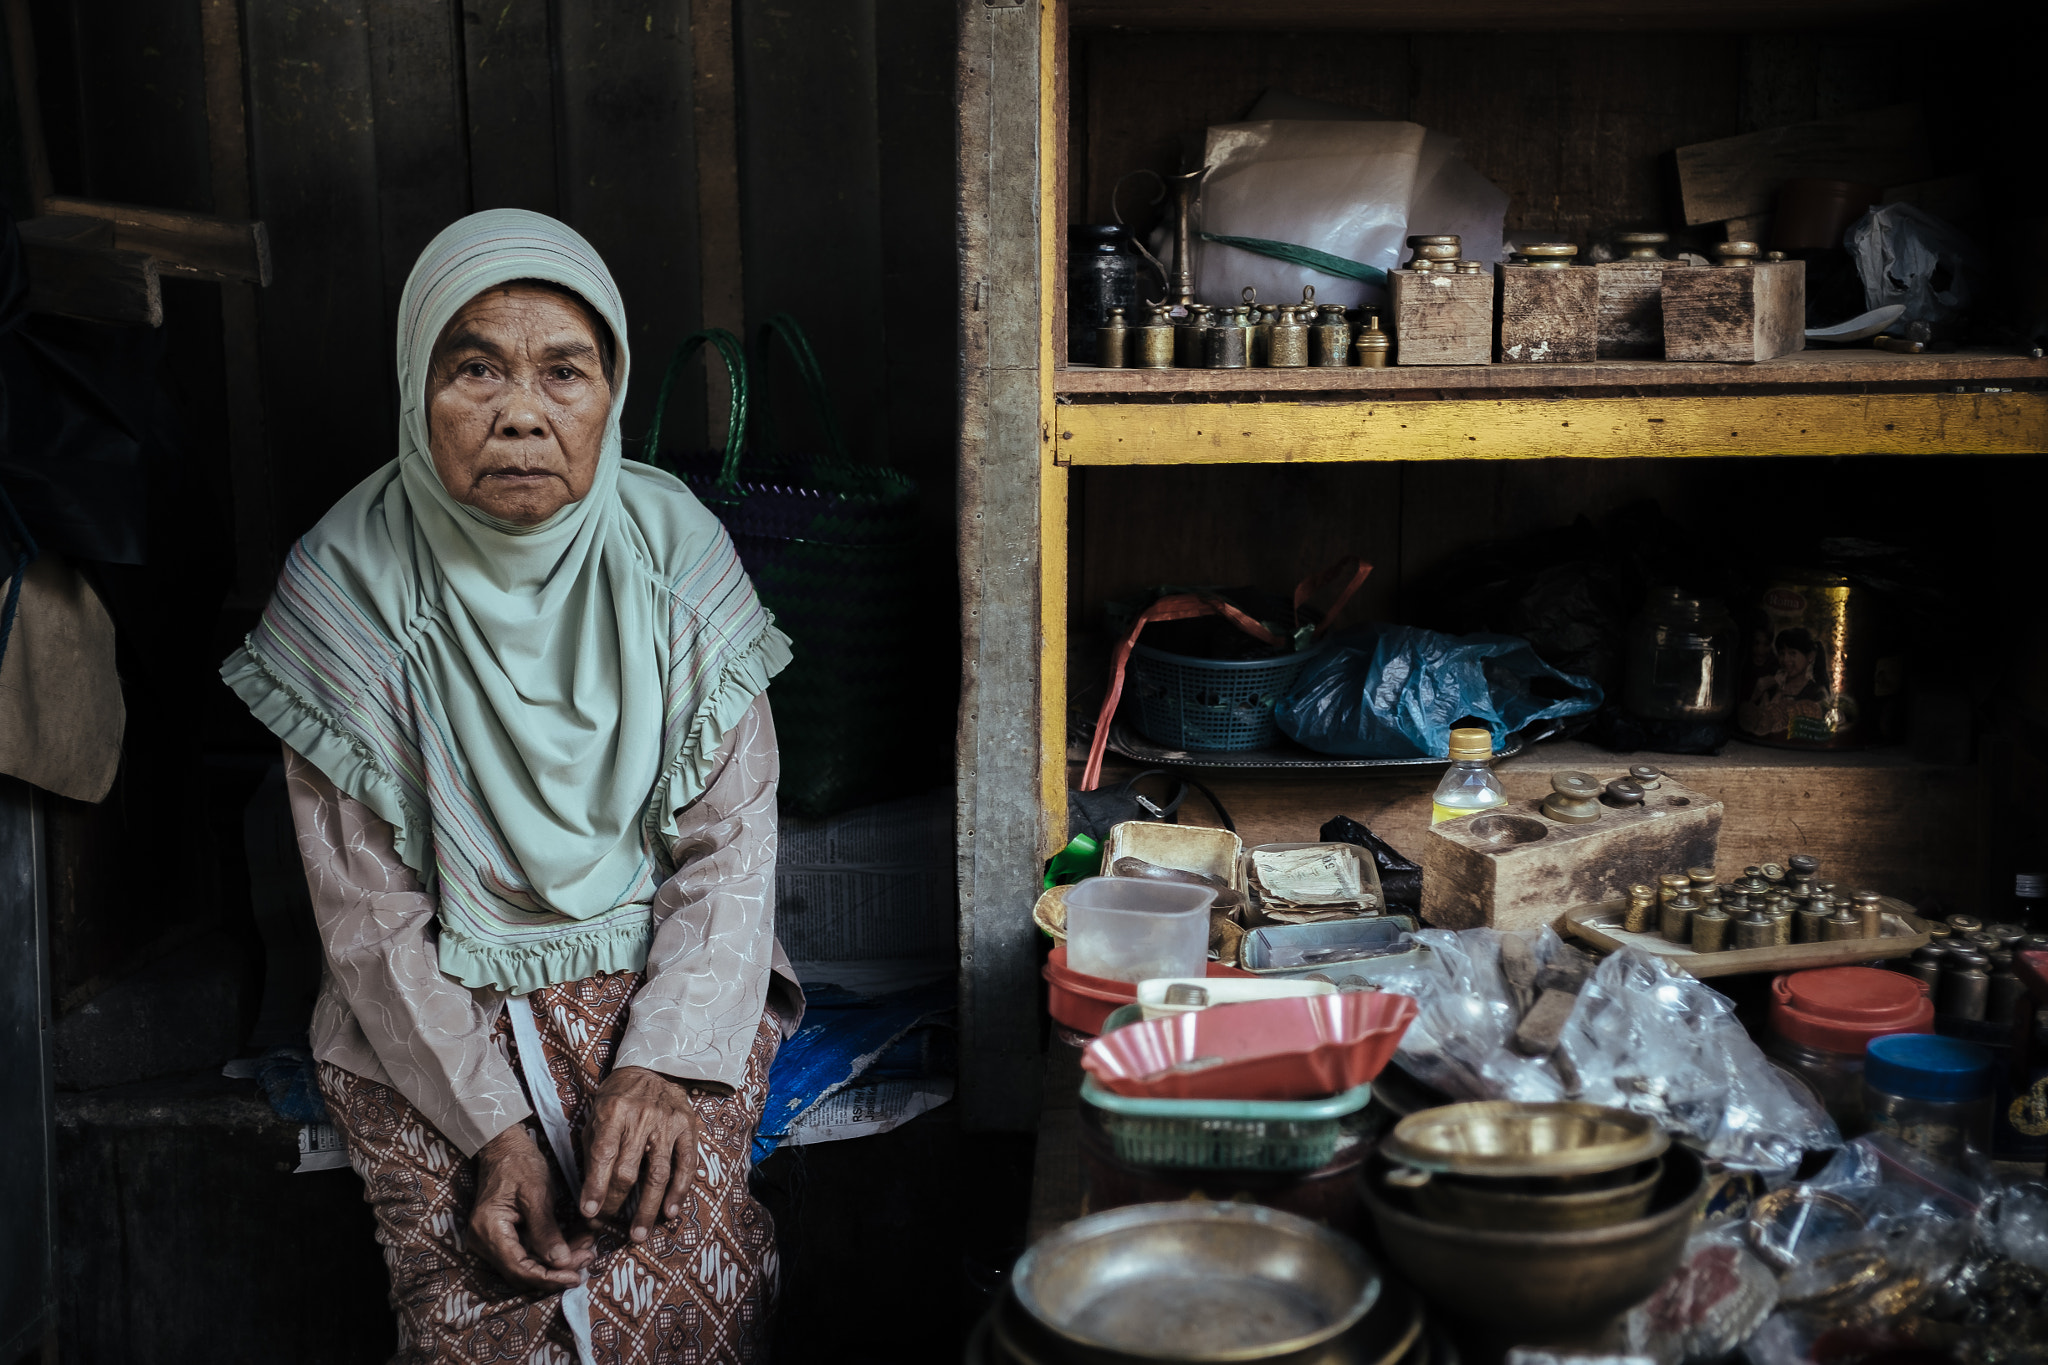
[{"left": 1078, "top": 1076, "right": 1374, "bottom": 1172}]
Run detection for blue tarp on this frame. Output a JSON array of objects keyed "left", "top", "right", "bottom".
[{"left": 752, "top": 980, "right": 955, "bottom": 1163}]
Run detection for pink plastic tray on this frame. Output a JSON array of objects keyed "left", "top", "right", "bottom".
[{"left": 1080, "top": 992, "right": 1418, "bottom": 1101}]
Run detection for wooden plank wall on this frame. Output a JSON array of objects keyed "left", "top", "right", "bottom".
[
  {"left": 19, "top": 0, "right": 960, "bottom": 1010},
  {"left": 1068, "top": 30, "right": 1916, "bottom": 249}
]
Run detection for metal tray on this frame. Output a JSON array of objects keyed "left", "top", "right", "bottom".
[
  {"left": 1562, "top": 898, "right": 1929, "bottom": 977},
  {"left": 1240, "top": 916, "right": 1428, "bottom": 982},
  {"left": 1107, "top": 719, "right": 1528, "bottom": 771}
]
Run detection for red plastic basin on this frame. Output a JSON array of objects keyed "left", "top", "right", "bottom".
[
  {"left": 1081, "top": 991, "right": 1419, "bottom": 1101},
  {"left": 1043, "top": 944, "right": 1252, "bottom": 1036}
]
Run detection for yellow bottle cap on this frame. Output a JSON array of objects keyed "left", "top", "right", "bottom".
[{"left": 1446, "top": 727, "right": 1492, "bottom": 761}]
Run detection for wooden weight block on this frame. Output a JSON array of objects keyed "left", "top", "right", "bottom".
[
  {"left": 1596, "top": 259, "right": 1688, "bottom": 359},
  {"left": 1421, "top": 771, "right": 1723, "bottom": 933},
  {"left": 1495, "top": 265, "right": 1598, "bottom": 363},
  {"left": 1390, "top": 268, "right": 1493, "bottom": 365},
  {"left": 1662, "top": 258, "right": 1805, "bottom": 363}
]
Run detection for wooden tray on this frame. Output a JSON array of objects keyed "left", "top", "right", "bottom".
[{"left": 1562, "top": 897, "right": 1929, "bottom": 977}]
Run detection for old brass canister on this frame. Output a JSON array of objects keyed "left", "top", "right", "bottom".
[
  {"left": 1174, "top": 303, "right": 1212, "bottom": 368},
  {"left": 1244, "top": 287, "right": 1273, "bottom": 365},
  {"left": 1690, "top": 906, "right": 1729, "bottom": 952},
  {"left": 1132, "top": 301, "right": 1176, "bottom": 368},
  {"left": 1738, "top": 569, "right": 1884, "bottom": 750},
  {"left": 1309, "top": 292, "right": 1351, "bottom": 366},
  {"left": 1095, "top": 307, "right": 1129, "bottom": 368},
  {"left": 1204, "top": 305, "right": 1250, "bottom": 368},
  {"left": 1351, "top": 313, "right": 1391, "bottom": 368},
  {"left": 1268, "top": 305, "right": 1309, "bottom": 368}
]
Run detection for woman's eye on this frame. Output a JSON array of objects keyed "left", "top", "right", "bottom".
[
  {"left": 552, "top": 366, "right": 580, "bottom": 381},
  {"left": 462, "top": 361, "right": 492, "bottom": 378}
]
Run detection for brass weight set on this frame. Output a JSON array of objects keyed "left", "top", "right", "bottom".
[{"left": 1626, "top": 854, "right": 1893, "bottom": 954}]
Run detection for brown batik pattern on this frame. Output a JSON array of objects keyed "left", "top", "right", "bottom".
[{"left": 319, "top": 969, "right": 782, "bottom": 1365}]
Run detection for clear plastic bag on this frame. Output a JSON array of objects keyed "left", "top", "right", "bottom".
[
  {"left": 1623, "top": 1226, "right": 1779, "bottom": 1365},
  {"left": 1843, "top": 202, "right": 1981, "bottom": 332},
  {"left": 1378, "top": 929, "right": 1837, "bottom": 1183}
]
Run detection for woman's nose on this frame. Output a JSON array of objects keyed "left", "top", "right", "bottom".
[{"left": 499, "top": 386, "right": 548, "bottom": 438}]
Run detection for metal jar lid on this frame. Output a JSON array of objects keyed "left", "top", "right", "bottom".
[{"left": 1381, "top": 1101, "right": 1669, "bottom": 1179}]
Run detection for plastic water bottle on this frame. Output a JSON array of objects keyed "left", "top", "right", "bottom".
[{"left": 1431, "top": 727, "right": 1506, "bottom": 826}]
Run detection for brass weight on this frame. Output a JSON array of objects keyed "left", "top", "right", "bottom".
[
  {"left": 1351, "top": 312, "right": 1391, "bottom": 368},
  {"left": 1268, "top": 305, "right": 1310, "bottom": 368},
  {"left": 1132, "top": 301, "right": 1176, "bottom": 368},
  {"left": 1690, "top": 905, "right": 1730, "bottom": 952},
  {"left": 1095, "top": 307, "right": 1128, "bottom": 368}
]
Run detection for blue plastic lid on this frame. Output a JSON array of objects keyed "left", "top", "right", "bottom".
[{"left": 1864, "top": 1033, "right": 1995, "bottom": 1102}]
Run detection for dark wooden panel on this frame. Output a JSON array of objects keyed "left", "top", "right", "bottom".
[
  {"left": 241, "top": 0, "right": 390, "bottom": 543},
  {"left": 50, "top": 0, "right": 213, "bottom": 211},
  {"left": 366, "top": 0, "right": 471, "bottom": 329},
  {"left": 738, "top": 0, "right": 887, "bottom": 464},
  {"left": 555, "top": 0, "right": 702, "bottom": 443},
  {"left": 1076, "top": 463, "right": 1405, "bottom": 633},
  {"left": 462, "top": 0, "right": 557, "bottom": 216},
  {"left": 1070, "top": 0, "right": 1937, "bottom": 30}
]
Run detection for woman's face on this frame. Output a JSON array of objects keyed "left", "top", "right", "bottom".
[{"left": 426, "top": 285, "right": 612, "bottom": 525}]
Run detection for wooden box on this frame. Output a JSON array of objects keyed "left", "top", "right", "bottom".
[
  {"left": 1495, "top": 266, "right": 1599, "bottom": 363},
  {"left": 1420, "top": 771, "right": 1723, "bottom": 933},
  {"left": 1390, "top": 268, "right": 1493, "bottom": 366},
  {"left": 1662, "top": 259, "right": 1806, "bottom": 362},
  {"left": 1595, "top": 259, "right": 1686, "bottom": 359}
]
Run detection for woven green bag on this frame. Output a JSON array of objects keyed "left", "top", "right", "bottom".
[{"left": 642, "top": 317, "right": 924, "bottom": 816}]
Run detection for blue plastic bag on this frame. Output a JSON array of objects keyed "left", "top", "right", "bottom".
[{"left": 1274, "top": 623, "right": 1601, "bottom": 758}]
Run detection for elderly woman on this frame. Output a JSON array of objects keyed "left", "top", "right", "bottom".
[{"left": 223, "top": 210, "right": 801, "bottom": 1364}]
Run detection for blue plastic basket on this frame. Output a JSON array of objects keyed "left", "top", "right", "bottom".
[{"left": 1127, "top": 641, "right": 1324, "bottom": 752}]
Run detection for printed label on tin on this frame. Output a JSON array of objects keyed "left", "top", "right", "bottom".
[{"left": 1737, "top": 583, "right": 1860, "bottom": 744}]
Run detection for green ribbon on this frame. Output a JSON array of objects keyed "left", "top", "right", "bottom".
[{"left": 1198, "top": 232, "right": 1388, "bottom": 286}]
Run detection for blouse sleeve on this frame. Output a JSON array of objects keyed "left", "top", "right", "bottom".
[
  {"left": 285, "top": 746, "right": 532, "bottom": 1157},
  {"left": 617, "top": 692, "right": 801, "bottom": 1087}
]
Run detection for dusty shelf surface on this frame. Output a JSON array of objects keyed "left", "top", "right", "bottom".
[{"left": 1055, "top": 349, "right": 2048, "bottom": 398}]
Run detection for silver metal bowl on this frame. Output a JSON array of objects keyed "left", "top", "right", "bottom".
[{"left": 1010, "top": 1202, "right": 1380, "bottom": 1364}]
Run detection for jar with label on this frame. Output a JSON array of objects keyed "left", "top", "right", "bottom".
[
  {"left": 1736, "top": 569, "right": 1880, "bottom": 749},
  {"left": 1623, "top": 588, "right": 1738, "bottom": 722},
  {"left": 1862, "top": 1033, "right": 1995, "bottom": 1166},
  {"left": 1766, "top": 966, "right": 1933, "bottom": 1134},
  {"left": 1431, "top": 727, "right": 1506, "bottom": 826}
]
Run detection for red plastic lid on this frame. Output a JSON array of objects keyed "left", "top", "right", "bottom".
[{"left": 1770, "top": 966, "right": 1932, "bottom": 1054}]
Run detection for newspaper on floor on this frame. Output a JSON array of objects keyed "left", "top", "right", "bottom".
[
  {"left": 296, "top": 1123, "right": 351, "bottom": 1173},
  {"left": 784, "top": 1078, "right": 954, "bottom": 1146}
]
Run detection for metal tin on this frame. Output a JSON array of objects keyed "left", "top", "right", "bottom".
[
  {"left": 1095, "top": 307, "right": 1129, "bottom": 368},
  {"left": 1409, "top": 234, "right": 1461, "bottom": 267},
  {"left": 1988, "top": 971, "right": 2026, "bottom": 1025},
  {"left": 1687, "top": 866, "right": 1716, "bottom": 891},
  {"left": 1243, "top": 288, "right": 1272, "bottom": 365},
  {"left": 1174, "top": 303, "right": 1212, "bottom": 368},
  {"left": 1661, "top": 891, "right": 1699, "bottom": 944},
  {"left": 1714, "top": 241, "right": 1760, "bottom": 268},
  {"left": 1658, "top": 873, "right": 1691, "bottom": 905},
  {"left": 1691, "top": 906, "right": 1730, "bottom": 953},
  {"left": 1203, "top": 306, "right": 1249, "bottom": 369},
  {"left": 1616, "top": 232, "right": 1668, "bottom": 260},
  {"left": 1795, "top": 904, "right": 1828, "bottom": 944},
  {"left": 1351, "top": 313, "right": 1390, "bottom": 369},
  {"left": 1456, "top": 260, "right": 1481, "bottom": 274},
  {"left": 1629, "top": 766, "right": 1662, "bottom": 789},
  {"left": 1938, "top": 961, "right": 1990, "bottom": 1021},
  {"left": 1268, "top": 305, "right": 1309, "bottom": 368},
  {"left": 1603, "top": 778, "right": 1645, "bottom": 807},
  {"left": 1788, "top": 854, "right": 1821, "bottom": 880},
  {"left": 1821, "top": 905, "right": 1860, "bottom": 942},
  {"left": 1905, "top": 946, "right": 1946, "bottom": 988},
  {"left": 1769, "top": 907, "right": 1794, "bottom": 947},
  {"left": 1624, "top": 885, "right": 1656, "bottom": 934},
  {"left": 1738, "top": 569, "right": 1882, "bottom": 749},
  {"left": 1133, "top": 302, "right": 1176, "bottom": 369},
  {"left": 1948, "top": 915, "right": 1985, "bottom": 935},
  {"left": 1853, "top": 891, "right": 1884, "bottom": 940},
  {"left": 1735, "top": 910, "right": 1774, "bottom": 951},
  {"left": 1511, "top": 243, "right": 1579, "bottom": 269},
  {"left": 1989, "top": 923, "right": 2029, "bottom": 949}
]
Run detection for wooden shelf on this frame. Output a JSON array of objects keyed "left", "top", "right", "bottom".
[
  {"left": 1085, "top": 739, "right": 1983, "bottom": 914},
  {"left": 1071, "top": 0, "right": 1934, "bottom": 31},
  {"left": 1055, "top": 349, "right": 2048, "bottom": 396},
  {"left": 1053, "top": 389, "right": 2047, "bottom": 464}
]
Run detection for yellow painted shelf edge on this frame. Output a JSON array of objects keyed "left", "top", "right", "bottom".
[{"left": 1051, "top": 391, "right": 2048, "bottom": 464}]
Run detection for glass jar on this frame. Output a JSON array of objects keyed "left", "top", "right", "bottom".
[
  {"left": 1067, "top": 225, "right": 1148, "bottom": 365},
  {"left": 1623, "top": 588, "right": 1738, "bottom": 722},
  {"left": 1766, "top": 966, "right": 1933, "bottom": 1134},
  {"left": 1862, "top": 1033, "right": 1995, "bottom": 1167}
]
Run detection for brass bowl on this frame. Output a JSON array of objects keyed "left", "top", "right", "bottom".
[
  {"left": 1362, "top": 1144, "right": 1704, "bottom": 1341},
  {"left": 1408, "top": 1157, "right": 1664, "bottom": 1232},
  {"left": 1010, "top": 1202, "right": 1378, "bottom": 1364},
  {"left": 1380, "top": 1101, "right": 1668, "bottom": 1180}
]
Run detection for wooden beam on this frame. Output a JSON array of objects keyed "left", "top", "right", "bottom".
[
  {"left": 3, "top": 0, "right": 52, "bottom": 212},
  {"left": 1673, "top": 102, "right": 1929, "bottom": 227},
  {"left": 41, "top": 195, "right": 272, "bottom": 285},
  {"left": 22, "top": 241, "right": 162, "bottom": 327},
  {"left": 1054, "top": 393, "right": 2048, "bottom": 465},
  {"left": 691, "top": 0, "right": 743, "bottom": 447},
  {"left": 199, "top": 0, "right": 277, "bottom": 608}
]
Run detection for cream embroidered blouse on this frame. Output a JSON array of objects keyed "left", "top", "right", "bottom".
[{"left": 287, "top": 694, "right": 804, "bottom": 1156}]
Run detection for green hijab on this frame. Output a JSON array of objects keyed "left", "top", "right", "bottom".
[{"left": 223, "top": 209, "right": 789, "bottom": 992}]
